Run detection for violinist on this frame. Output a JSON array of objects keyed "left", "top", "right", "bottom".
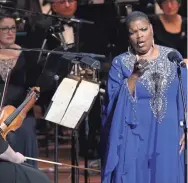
[
  {"left": 0, "top": 9, "right": 38, "bottom": 167},
  {"left": 0, "top": 133, "right": 51, "bottom": 183}
]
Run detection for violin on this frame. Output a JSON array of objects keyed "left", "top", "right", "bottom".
[
  {"left": 51, "top": 0, "right": 78, "bottom": 17},
  {"left": 0, "top": 87, "right": 40, "bottom": 139}
]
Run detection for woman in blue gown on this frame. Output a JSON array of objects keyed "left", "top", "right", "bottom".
[{"left": 101, "top": 11, "right": 187, "bottom": 183}]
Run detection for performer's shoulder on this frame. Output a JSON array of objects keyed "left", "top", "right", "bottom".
[
  {"left": 112, "top": 52, "right": 134, "bottom": 64},
  {"left": 157, "top": 45, "right": 178, "bottom": 55},
  {"left": 111, "top": 52, "right": 135, "bottom": 71}
]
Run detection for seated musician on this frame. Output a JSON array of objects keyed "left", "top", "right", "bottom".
[
  {"left": 51, "top": 0, "right": 78, "bottom": 50},
  {"left": 0, "top": 9, "right": 38, "bottom": 167},
  {"left": 0, "top": 133, "right": 51, "bottom": 183}
]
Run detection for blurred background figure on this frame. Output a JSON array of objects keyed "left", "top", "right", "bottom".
[
  {"left": 149, "top": 0, "right": 187, "bottom": 63},
  {"left": 52, "top": 0, "right": 78, "bottom": 16}
]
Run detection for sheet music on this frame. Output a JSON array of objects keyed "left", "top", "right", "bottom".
[
  {"left": 45, "top": 78, "right": 79, "bottom": 123},
  {"left": 60, "top": 80, "right": 99, "bottom": 128}
]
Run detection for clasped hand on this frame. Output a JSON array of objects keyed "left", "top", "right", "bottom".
[
  {"left": 13, "top": 152, "right": 26, "bottom": 164},
  {"left": 132, "top": 56, "right": 150, "bottom": 77}
]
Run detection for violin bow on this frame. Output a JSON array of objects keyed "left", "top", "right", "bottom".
[
  {"left": 0, "top": 67, "right": 12, "bottom": 110},
  {"left": 25, "top": 156, "right": 101, "bottom": 173}
]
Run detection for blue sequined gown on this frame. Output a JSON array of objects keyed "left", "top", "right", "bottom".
[{"left": 101, "top": 46, "right": 187, "bottom": 183}]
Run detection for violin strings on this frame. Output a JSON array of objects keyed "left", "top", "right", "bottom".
[{"left": 4, "top": 91, "right": 35, "bottom": 126}]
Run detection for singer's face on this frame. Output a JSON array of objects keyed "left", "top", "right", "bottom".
[
  {"left": 0, "top": 18, "right": 16, "bottom": 47},
  {"left": 52, "top": 0, "right": 77, "bottom": 17},
  {"left": 128, "top": 19, "right": 154, "bottom": 55}
]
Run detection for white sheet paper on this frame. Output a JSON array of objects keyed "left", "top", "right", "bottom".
[
  {"left": 45, "top": 78, "right": 79, "bottom": 123},
  {"left": 60, "top": 80, "right": 99, "bottom": 128},
  {"left": 45, "top": 78, "right": 99, "bottom": 129}
]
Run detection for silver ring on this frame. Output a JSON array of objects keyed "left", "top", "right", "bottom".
[{"left": 137, "top": 63, "right": 143, "bottom": 69}]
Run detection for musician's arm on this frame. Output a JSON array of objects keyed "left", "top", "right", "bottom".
[
  {"left": 0, "top": 135, "right": 25, "bottom": 163},
  {"left": 0, "top": 145, "right": 17, "bottom": 161}
]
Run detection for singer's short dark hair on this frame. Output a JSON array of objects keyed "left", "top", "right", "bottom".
[
  {"left": 0, "top": 9, "right": 17, "bottom": 22},
  {"left": 125, "top": 11, "right": 151, "bottom": 31}
]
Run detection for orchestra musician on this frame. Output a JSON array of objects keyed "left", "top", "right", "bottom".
[
  {"left": 0, "top": 9, "right": 38, "bottom": 167},
  {"left": 52, "top": 0, "right": 78, "bottom": 17},
  {"left": 49, "top": 0, "right": 78, "bottom": 50}
]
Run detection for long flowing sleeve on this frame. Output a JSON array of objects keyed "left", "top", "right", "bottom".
[{"left": 101, "top": 54, "right": 140, "bottom": 182}]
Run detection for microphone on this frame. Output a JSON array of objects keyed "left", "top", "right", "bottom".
[
  {"left": 167, "top": 51, "right": 186, "bottom": 68},
  {"left": 47, "top": 23, "right": 64, "bottom": 34}
]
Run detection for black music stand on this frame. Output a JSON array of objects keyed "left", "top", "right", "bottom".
[
  {"left": 43, "top": 74, "right": 100, "bottom": 183},
  {"left": 39, "top": 53, "right": 101, "bottom": 183},
  {"left": 71, "top": 17, "right": 100, "bottom": 183},
  {"left": 71, "top": 93, "right": 99, "bottom": 183},
  {"left": 43, "top": 76, "right": 60, "bottom": 183}
]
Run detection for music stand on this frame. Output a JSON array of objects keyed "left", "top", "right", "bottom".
[
  {"left": 44, "top": 74, "right": 100, "bottom": 183},
  {"left": 71, "top": 96, "right": 98, "bottom": 183},
  {"left": 37, "top": 49, "right": 101, "bottom": 183},
  {"left": 68, "top": 94, "right": 95, "bottom": 183}
]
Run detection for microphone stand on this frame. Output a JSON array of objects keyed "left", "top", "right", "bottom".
[
  {"left": 177, "top": 66, "right": 187, "bottom": 183},
  {"left": 0, "top": 5, "right": 94, "bottom": 25},
  {"left": 2, "top": 47, "right": 102, "bottom": 73},
  {"left": 2, "top": 47, "right": 105, "bottom": 60}
]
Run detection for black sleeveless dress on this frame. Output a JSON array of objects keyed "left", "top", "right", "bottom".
[{"left": 149, "top": 15, "right": 187, "bottom": 58}]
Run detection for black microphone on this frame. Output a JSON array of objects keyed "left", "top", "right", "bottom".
[
  {"left": 167, "top": 51, "right": 186, "bottom": 68},
  {"left": 47, "top": 23, "right": 64, "bottom": 34}
]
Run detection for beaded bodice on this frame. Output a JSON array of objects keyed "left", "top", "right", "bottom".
[
  {"left": 0, "top": 59, "right": 15, "bottom": 82},
  {"left": 121, "top": 46, "right": 176, "bottom": 122}
]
